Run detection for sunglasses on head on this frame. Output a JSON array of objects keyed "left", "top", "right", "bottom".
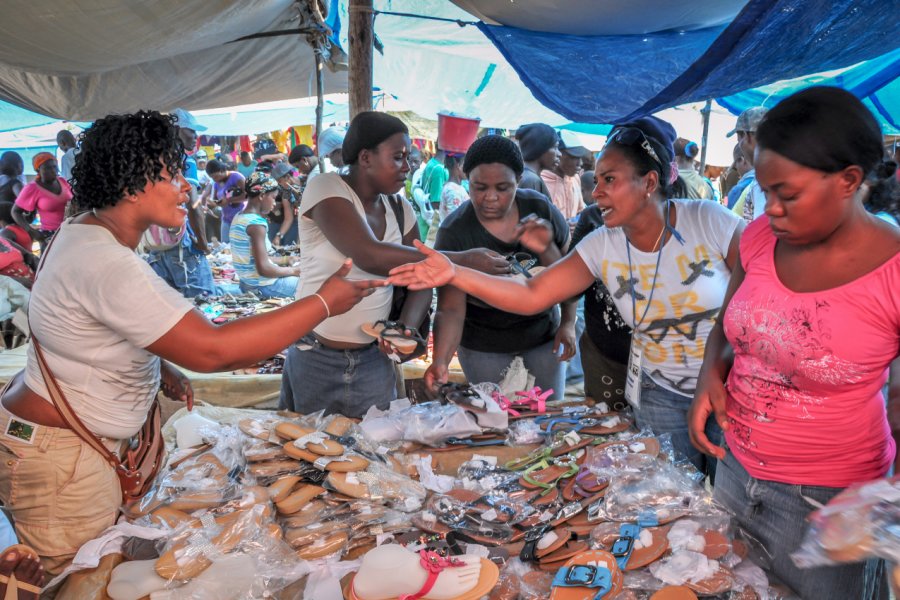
[{"left": 606, "top": 127, "right": 664, "bottom": 170}]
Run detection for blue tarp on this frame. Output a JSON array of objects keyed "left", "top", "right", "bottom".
[
  {"left": 717, "top": 47, "right": 900, "bottom": 135},
  {"left": 478, "top": 0, "right": 900, "bottom": 123}
]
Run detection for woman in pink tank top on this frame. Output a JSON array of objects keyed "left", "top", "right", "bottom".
[{"left": 689, "top": 87, "right": 900, "bottom": 598}]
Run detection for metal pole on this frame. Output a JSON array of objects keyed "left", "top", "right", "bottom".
[
  {"left": 315, "top": 50, "right": 325, "bottom": 173},
  {"left": 699, "top": 99, "right": 712, "bottom": 175}
]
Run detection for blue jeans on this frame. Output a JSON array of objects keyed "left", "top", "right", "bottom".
[
  {"left": 239, "top": 277, "right": 299, "bottom": 299},
  {"left": 267, "top": 223, "right": 297, "bottom": 246},
  {"left": 564, "top": 298, "right": 585, "bottom": 386},
  {"left": 280, "top": 335, "right": 397, "bottom": 418},
  {"left": 221, "top": 220, "right": 233, "bottom": 244},
  {"left": 147, "top": 245, "right": 216, "bottom": 298},
  {"left": 457, "top": 339, "right": 566, "bottom": 401},
  {"left": 632, "top": 374, "right": 721, "bottom": 479},
  {"left": 715, "top": 451, "right": 887, "bottom": 599}
]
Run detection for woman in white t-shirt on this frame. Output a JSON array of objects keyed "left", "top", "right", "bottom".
[
  {"left": 0, "top": 111, "right": 379, "bottom": 580},
  {"left": 390, "top": 117, "right": 744, "bottom": 478}
]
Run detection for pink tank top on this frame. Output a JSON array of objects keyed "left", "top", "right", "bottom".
[{"left": 723, "top": 217, "right": 899, "bottom": 487}]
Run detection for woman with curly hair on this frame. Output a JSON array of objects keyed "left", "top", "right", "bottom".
[
  {"left": 230, "top": 171, "right": 301, "bottom": 298},
  {"left": 0, "top": 111, "right": 380, "bottom": 579}
]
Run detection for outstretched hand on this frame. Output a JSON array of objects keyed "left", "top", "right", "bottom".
[
  {"left": 317, "top": 259, "right": 386, "bottom": 316},
  {"left": 388, "top": 240, "right": 455, "bottom": 290}
]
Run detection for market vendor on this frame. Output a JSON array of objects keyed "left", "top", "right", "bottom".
[
  {"left": 204, "top": 158, "right": 246, "bottom": 243},
  {"left": 0, "top": 110, "right": 380, "bottom": 579},
  {"left": 426, "top": 134, "right": 576, "bottom": 400},
  {"left": 282, "top": 111, "right": 510, "bottom": 419},
  {"left": 230, "top": 171, "right": 300, "bottom": 299},
  {"left": 688, "top": 86, "right": 899, "bottom": 599},
  {"left": 388, "top": 116, "right": 744, "bottom": 479}
]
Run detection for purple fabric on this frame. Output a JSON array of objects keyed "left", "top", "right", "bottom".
[{"left": 215, "top": 171, "right": 247, "bottom": 224}]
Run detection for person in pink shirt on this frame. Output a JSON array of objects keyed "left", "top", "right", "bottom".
[
  {"left": 541, "top": 130, "right": 586, "bottom": 221},
  {"left": 13, "top": 152, "right": 72, "bottom": 250},
  {"left": 689, "top": 87, "right": 899, "bottom": 599}
]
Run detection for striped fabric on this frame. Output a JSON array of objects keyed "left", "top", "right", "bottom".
[{"left": 229, "top": 213, "right": 276, "bottom": 287}]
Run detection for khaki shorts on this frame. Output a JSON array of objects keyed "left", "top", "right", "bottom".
[{"left": 0, "top": 403, "right": 121, "bottom": 577}]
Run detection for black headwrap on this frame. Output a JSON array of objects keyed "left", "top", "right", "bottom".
[
  {"left": 342, "top": 112, "right": 409, "bottom": 165},
  {"left": 515, "top": 123, "right": 558, "bottom": 161},
  {"left": 463, "top": 135, "right": 524, "bottom": 178}
]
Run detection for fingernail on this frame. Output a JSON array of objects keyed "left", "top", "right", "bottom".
[{"left": 5, "top": 552, "right": 15, "bottom": 560}]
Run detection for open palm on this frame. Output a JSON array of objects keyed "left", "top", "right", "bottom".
[{"left": 388, "top": 240, "right": 455, "bottom": 290}]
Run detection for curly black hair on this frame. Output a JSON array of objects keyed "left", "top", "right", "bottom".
[
  {"left": 463, "top": 135, "right": 524, "bottom": 178},
  {"left": 71, "top": 110, "right": 185, "bottom": 210}
]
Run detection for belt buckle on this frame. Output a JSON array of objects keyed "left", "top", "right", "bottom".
[{"left": 611, "top": 534, "right": 634, "bottom": 559}]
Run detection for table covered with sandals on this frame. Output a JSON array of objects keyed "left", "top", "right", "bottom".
[{"left": 41, "top": 378, "right": 875, "bottom": 600}]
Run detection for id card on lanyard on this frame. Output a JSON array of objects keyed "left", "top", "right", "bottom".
[{"left": 623, "top": 201, "right": 670, "bottom": 409}]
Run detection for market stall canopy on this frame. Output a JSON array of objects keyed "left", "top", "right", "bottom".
[
  {"left": 451, "top": 0, "right": 746, "bottom": 35},
  {"left": 0, "top": 0, "right": 347, "bottom": 120},
  {"left": 465, "top": 0, "right": 900, "bottom": 122}
]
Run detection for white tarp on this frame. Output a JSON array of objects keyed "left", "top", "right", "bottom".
[
  {"left": 450, "top": 0, "right": 748, "bottom": 35},
  {"left": 0, "top": 0, "right": 347, "bottom": 120}
]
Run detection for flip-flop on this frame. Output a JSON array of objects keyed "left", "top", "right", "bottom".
[
  {"left": 277, "top": 423, "right": 345, "bottom": 456},
  {"left": 345, "top": 558, "right": 499, "bottom": 600},
  {"left": 360, "top": 320, "right": 425, "bottom": 354},
  {"left": 549, "top": 549, "right": 624, "bottom": 600},
  {"left": 0, "top": 545, "right": 42, "bottom": 599}
]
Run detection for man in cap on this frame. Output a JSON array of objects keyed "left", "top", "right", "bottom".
[
  {"left": 145, "top": 108, "right": 216, "bottom": 298},
  {"left": 515, "top": 123, "right": 559, "bottom": 198},
  {"left": 541, "top": 130, "right": 587, "bottom": 220},
  {"left": 727, "top": 106, "right": 768, "bottom": 222}
]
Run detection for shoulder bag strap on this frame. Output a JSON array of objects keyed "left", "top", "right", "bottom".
[
  {"left": 27, "top": 226, "right": 122, "bottom": 471},
  {"left": 386, "top": 194, "right": 405, "bottom": 234}
]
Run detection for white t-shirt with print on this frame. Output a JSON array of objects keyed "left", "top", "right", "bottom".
[
  {"left": 297, "top": 173, "right": 415, "bottom": 344},
  {"left": 575, "top": 199, "right": 740, "bottom": 396},
  {"left": 25, "top": 222, "right": 195, "bottom": 439}
]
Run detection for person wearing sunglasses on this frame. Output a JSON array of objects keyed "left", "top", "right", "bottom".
[
  {"left": 425, "top": 135, "right": 576, "bottom": 399},
  {"left": 390, "top": 117, "right": 743, "bottom": 479}
]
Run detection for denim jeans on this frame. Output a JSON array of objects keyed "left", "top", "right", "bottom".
[
  {"left": 267, "top": 223, "right": 297, "bottom": 246},
  {"left": 280, "top": 335, "right": 397, "bottom": 418},
  {"left": 564, "top": 298, "right": 585, "bottom": 386},
  {"left": 715, "top": 451, "right": 887, "bottom": 599},
  {"left": 457, "top": 339, "right": 566, "bottom": 401},
  {"left": 239, "top": 276, "right": 299, "bottom": 300},
  {"left": 631, "top": 374, "right": 721, "bottom": 479},
  {"left": 147, "top": 245, "right": 216, "bottom": 298},
  {"left": 221, "top": 220, "right": 233, "bottom": 244}
]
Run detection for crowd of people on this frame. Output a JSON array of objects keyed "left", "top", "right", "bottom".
[{"left": 0, "top": 86, "right": 895, "bottom": 598}]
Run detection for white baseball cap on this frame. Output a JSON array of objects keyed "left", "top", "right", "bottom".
[{"left": 171, "top": 108, "right": 207, "bottom": 132}]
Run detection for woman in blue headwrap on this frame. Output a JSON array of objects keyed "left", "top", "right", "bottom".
[{"left": 390, "top": 116, "right": 745, "bottom": 479}]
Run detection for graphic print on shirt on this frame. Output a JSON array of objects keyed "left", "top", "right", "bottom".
[
  {"left": 725, "top": 294, "right": 868, "bottom": 463},
  {"left": 600, "top": 242, "right": 722, "bottom": 394}
]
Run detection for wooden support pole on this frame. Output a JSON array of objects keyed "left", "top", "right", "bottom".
[{"left": 348, "top": 0, "right": 374, "bottom": 118}]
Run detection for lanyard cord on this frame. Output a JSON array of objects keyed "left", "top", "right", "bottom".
[{"left": 626, "top": 200, "right": 670, "bottom": 331}]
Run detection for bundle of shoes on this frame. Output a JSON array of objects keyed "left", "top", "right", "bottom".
[
  {"left": 793, "top": 474, "right": 900, "bottom": 594},
  {"left": 108, "top": 409, "right": 430, "bottom": 599}
]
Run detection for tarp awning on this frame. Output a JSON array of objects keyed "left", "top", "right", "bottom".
[
  {"left": 471, "top": 0, "right": 900, "bottom": 122},
  {"left": 0, "top": 0, "right": 348, "bottom": 120}
]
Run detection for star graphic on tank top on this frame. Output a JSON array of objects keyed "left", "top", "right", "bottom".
[
  {"left": 681, "top": 259, "right": 714, "bottom": 285},
  {"left": 613, "top": 275, "right": 645, "bottom": 301}
]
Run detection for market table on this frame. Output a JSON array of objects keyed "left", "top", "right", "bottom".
[{"left": 0, "top": 345, "right": 466, "bottom": 409}]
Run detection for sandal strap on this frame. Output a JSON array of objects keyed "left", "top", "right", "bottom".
[{"left": 551, "top": 564, "right": 611, "bottom": 598}]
